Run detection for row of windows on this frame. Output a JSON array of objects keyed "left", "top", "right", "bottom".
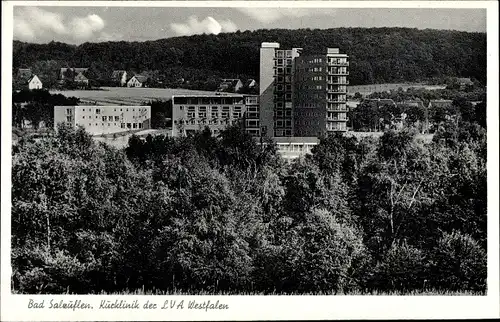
[
  {"left": 275, "top": 58, "right": 293, "bottom": 66},
  {"left": 174, "top": 98, "right": 243, "bottom": 105},
  {"left": 328, "top": 68, "right": 348, "bottom": 74},
  {"left": 185, "top": 112, "right": 242, "bottom": 119},
  {"left": 77, "top": 122, "right": 144, "bottom": 129},
  {"left": 275, "top": 119, "right": 293, "bottom": 128},
  {"left": 327, "top": 122, "right": 347, "bottom": 131},
  {"left": 275, "top": 67, "right": 292, "bottom": 75},
  {"left": 274, "top": 129, "right": 293, "bottom": 137},
  {"left": 328, "top": 58, "right": 348, "bottom": 65},
  {"left": 274, "top": 93, "right": 293, "bottom": 101},
  {"left": 274, "top": 110, "right": 293, "bottom": 117},
  {"left": 298, "top": 103, "right": 320, "bottom": 108},
  {"left": 301, "top": 85, "right": 323, "bottom": 90},
  {"left": 275, "top": 50, "right": 293, "bottom": 58},
  {"left": 175, "top": 119, "right": 237, "bottom": 126},
  {"left": 277, "top": 144, "right": 315, "bottom": 153},
  {"left": 79, "top": 115, "right": 145, "bottom": 121},
  {"left": 67, "top": 107, "right": 148, "bottom": 114},
  {"left": 275, "top": 84, "right": 293, "bottom": 91},
  {"left": 275, "top": 75, "right": 292, "bottom": 83},
  {"left": 308, "top": 58, "right": 323, "bottom": 64},
  {"left": 327, "top": 95, "right": 347, "bottom": 101},
  {"left": 246, "top": 120, "right": 259, "bottom": 127},
  {"left": 180, "top": 106, "right": 238, "bottom": 112}
]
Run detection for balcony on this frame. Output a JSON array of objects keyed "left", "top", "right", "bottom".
[
  {"left": 328, "top": 62, "right": 349, "bottom": 67},
  {"left": 328, "top": 70, "right": 349, "bottom": 76},
  {"left": 327, "top": 89, "right": 347, "bottom": 94},
  {"left": 327, "top": 80, "right": 349, "bottom": 85}
]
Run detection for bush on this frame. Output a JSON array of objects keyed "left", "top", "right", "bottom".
[
  {"left": 369, "top": 241, "right": 427, "bottom": 292},
  {"left": 429, "top": 231, "right": 486, "bottom": 292},
  {"left": 254, "top": 209, "right": 368, "bottom": 293}
]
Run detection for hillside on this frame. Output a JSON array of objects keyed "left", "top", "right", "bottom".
[{"left": 13, "top": 27, "right": 486, "bottom": 86}]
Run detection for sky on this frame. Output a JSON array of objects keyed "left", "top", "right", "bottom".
[{"left": 12, "top": 6, "right": 487, "bottom": 44}]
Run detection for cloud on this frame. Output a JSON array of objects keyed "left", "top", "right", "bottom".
[
  {"left": 70, "top": 14, "right": 105, "bottom": 40},
  {"left": 13, "top": 7, "right": 106, "bottom": 43},
  {"left": 170, "top": 16, "right": 239, "bottom": 36},
  {"left": 236, "top": 8, "right": 332, "bottom": 24}
]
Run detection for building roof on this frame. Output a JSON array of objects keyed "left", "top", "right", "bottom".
[
  {"left": 245, "top": 79, "right": 257, "bottom": 87},
  {"left": 111, "top": 70, "right": 126, "bottom": 78},
  {"left": 430, "top": 99, "right": 453, "bottom": 107},
  {"left": 74, "top": 72, "right": 89, "bottom": 81},
  {"left": 457, "top": 77, "right": 473, "bottom": 85},
  {"left": 132, "top": 75, "right": 148, "bottom": 83},
  {"left": 261, "top": 42, "right": 280, "bottom": 48},
  {"left": 172, "top": 93, "right": 245, "bottom": 98},
  {"left": 18, "top": 68, "right": 32, "bottom": 79},
  {"left": 55, "top": 105, "right": 151, "bottom": 109}
]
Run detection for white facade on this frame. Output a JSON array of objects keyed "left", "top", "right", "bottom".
[
  {"left": 127, "top": 76, "right": 144, "bottom": 88},
  {"left": 28, "top": 75, "right": 43, "bottom": 90},
  {"left": 54, "top": 105, "right": 151, "bottom": 135},
  {"left": 171, "top": 94, "right": 259, "bottom": 137}
]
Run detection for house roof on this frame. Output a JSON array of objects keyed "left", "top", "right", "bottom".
[
  {"left": 218, "top": 79, "right": 242, "bottom": 91},
  {"left": 18, "top": 68, "right": 32, "bottom": 79},
  {"left": 430, "top": 99, "right": 453, "bottom": 106},
  {"left": 457, "top": 77, "right": 473, "bottom": 85},
  {"left": 245, "top": 79, "right": 257, "bottom": 87},
  {"left": 74, "top": 72, "right": 89, "bottom": 81},
  {"left": 132, "top": 75, "right": 148, "bottom": 83},
  {"left": 112, "top": 70, "right": 126, "bottom": 78}
]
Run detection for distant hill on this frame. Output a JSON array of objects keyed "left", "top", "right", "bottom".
[{"left": 13, "top": 27, "right": 486, "bottom": 86}]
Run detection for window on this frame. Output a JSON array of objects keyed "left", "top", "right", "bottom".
[
  {"left": 66, "top": 116, "right": 72, "bottom": 122},
  {"left": 102, "top": 116, "right": 107, "bottom": 122},
  {"left": 83, "top": 109, "right": 85, "bottom": 112},
  {"left": 121, "top": 123, "right": 125, "bottom": 129},
  {"left": 95, "top": 109, "right": 101, "bottom": 114},
  {"left": 127, "top": 123, "right": 131, "bottom": 128},
  {"left": 66, "top": 108, "right": 72, "bottom": 115},
  {"left": 82, "top": 116, "right": 85, "bottom": 119},
  {"left": 277, "top": 59, "right": 284, "bottom": 66},
  {"left": 139, "top": 123, "right": 143, "bottom": 129},
  {"left": 108, "top": 123, "right": 111, "bottom": 126},
  {"left": 115, "top": 116, "right": 120, "bottom": 121},
  {"left": 133, "top": 123, "right": 137, "bottom": 129}
]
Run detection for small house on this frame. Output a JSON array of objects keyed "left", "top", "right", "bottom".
[
  {"left": 127, "top": 75, "right": 148, "bottom": 88},
  {"left": 217, "top": 79, "right": 243, "bottom": 92},
  {"left": 26, "top": 75, "right": 43, "bottom": 90},
  {"left": 74, "top": 72, "right": 89, "bottom": 85}
]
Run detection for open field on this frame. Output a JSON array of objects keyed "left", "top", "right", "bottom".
[
  {"left": 348, "top": 83, "right": 446, "bottom": 96},
  {"left": 50, "top": 87, "right": 219, "bottom": 105}
]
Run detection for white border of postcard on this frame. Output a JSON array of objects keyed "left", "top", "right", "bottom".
[{"left": 2, "top": 1, "right": 499, "bottom": 321}]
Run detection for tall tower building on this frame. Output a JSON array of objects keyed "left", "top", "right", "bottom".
[
  {"left": 259, "top": 42, "right": 302, "bottom": 137},
  {"left": 294, "top": 48, "right": 349, "bottom": 136}
]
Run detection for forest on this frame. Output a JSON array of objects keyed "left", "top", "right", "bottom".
[
  {"left": 11, "top": 111, "right": 487, "bottom": 294},
  {"left": 13, "top": 27, "right": 486, "bottom": 87}
]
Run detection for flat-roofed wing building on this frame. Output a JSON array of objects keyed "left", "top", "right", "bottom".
[
  {"left": 54, "top": 105, "right": 151, "bottom": 135},
  {"left": 171, "top": 93, "right": 260, "bottom": 137}
]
